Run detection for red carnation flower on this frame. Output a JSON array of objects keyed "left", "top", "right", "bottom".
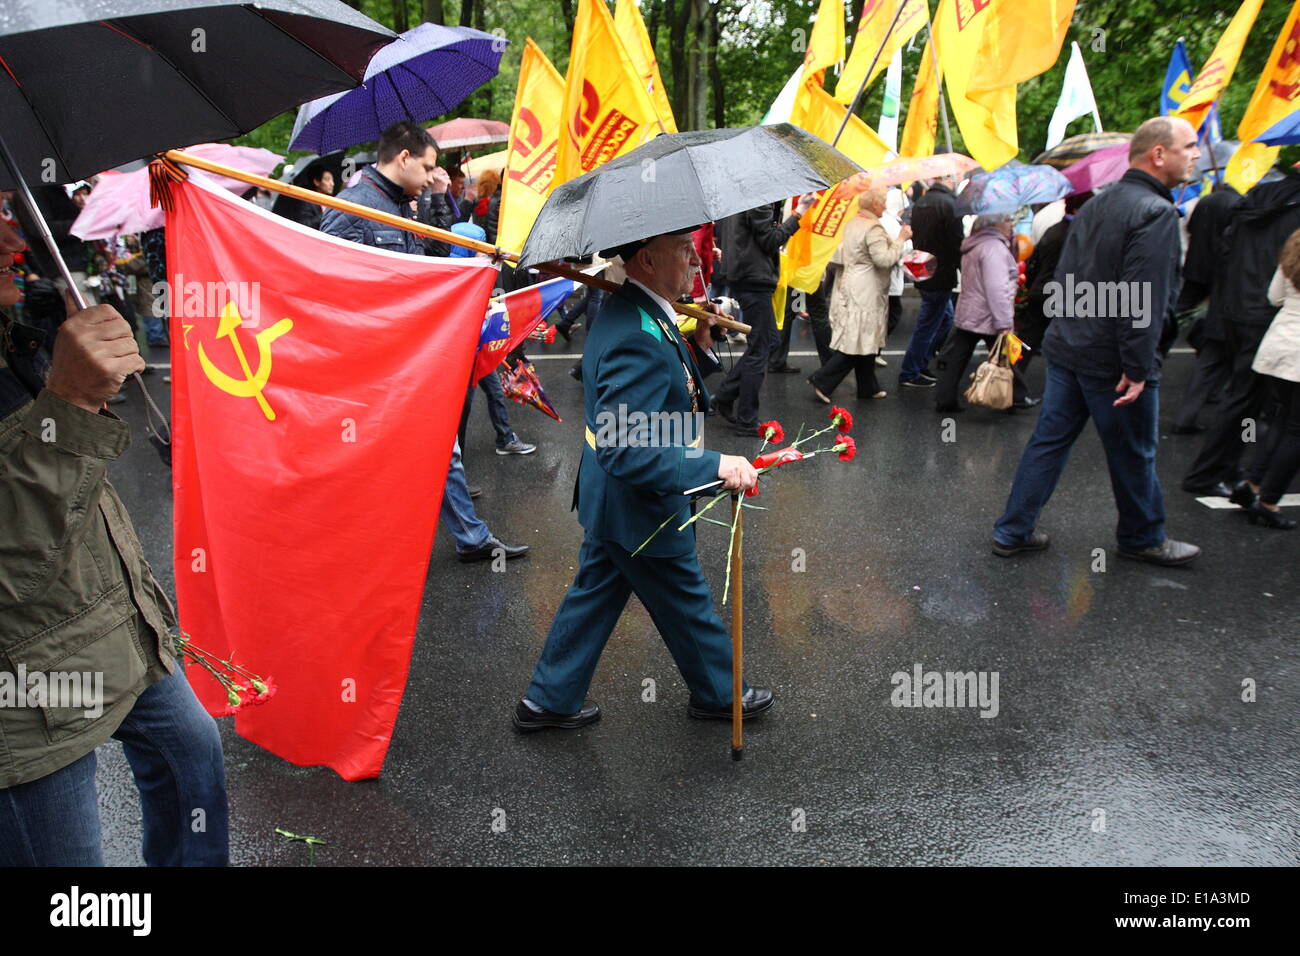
[
  {"left": 757, "top": 420, "right": 785, "bottom": 444},
  {"left": 835, "top": 434, "right": 857, "bottom": 462},
  {"left": 744, "top": 483, "right": 761, "bottom": 498},
  {"left": 830, "top": 406, "right": 853, "bottom": 432}
]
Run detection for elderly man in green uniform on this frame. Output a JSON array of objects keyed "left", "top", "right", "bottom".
[{"left": 514, "top": 226, "right": 772, "bottom": 731}]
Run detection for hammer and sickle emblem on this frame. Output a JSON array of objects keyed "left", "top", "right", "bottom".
[{"left": 197, "top": 302, "right": 294, "bottom": 421}]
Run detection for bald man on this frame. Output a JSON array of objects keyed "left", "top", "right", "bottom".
[{"left": 993, "top": 116, "right": 1202, "bottom": 567}]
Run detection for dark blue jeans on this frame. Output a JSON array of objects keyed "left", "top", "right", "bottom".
[
  {"left": 468, "top": 373, "right": 518, "bottom": 449},
  {"left": 994, "top": 362, "right": 1165, "bottom": 551},
  {"left": 0, "top": 662, "right": 229, "bottom": 866},
  {"left": 899, "top": 289, "right": 953, "bottom": 382}
]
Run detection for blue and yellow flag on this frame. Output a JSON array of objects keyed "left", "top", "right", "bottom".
[{"left": 1162, "top": 39, "right": 1194, "bottom": 115}]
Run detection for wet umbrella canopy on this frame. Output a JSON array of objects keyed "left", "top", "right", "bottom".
[
  {"left": 516, "top": 124, "right": 862, "bottom": 269},
  {"left": 0, "top": 0, "right": 394, "bottom": 188},
  {"left": 289, "top": 22, "right": 507, "bottom": 154},
  {"left": 956, "top": 162, "right": 1073, "bottom": 216},
  {"left": 1032, "top": 131, "right": 1131, "bottom": 170}
]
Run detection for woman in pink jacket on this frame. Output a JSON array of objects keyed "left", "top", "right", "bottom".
[{"left": 934, "top": 213, "right": 1030, "bottom": 412}]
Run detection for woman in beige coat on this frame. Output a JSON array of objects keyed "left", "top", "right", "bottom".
[
  {"left": 1235, "top": 228, "right": 1300, "bottom": 530},
  {"left": 809, "top": 187, "right": 910, "bottom": 402}
]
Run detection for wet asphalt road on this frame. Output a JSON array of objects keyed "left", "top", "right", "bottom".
[{"left": 98, "top": 297, "right": 1298, "bottom": 866}]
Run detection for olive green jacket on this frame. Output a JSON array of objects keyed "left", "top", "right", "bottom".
[{"left": 1, "top": 337, "right": 174, "bottom": 788}]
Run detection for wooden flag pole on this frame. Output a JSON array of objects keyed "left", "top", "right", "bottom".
[
  {"left": 160, "top": 149, "right": 751, "bottom": 334},
  {"left": 730, "top": 493, "right": 745, "bottom": 761}
]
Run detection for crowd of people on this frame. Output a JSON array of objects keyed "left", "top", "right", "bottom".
[{"left": 3, "top": 112, "right": 1298, "bottom": 864}]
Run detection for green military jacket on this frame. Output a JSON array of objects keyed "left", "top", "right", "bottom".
[{"left": 0, "top": 320, "right": 174, "bottom": 788}]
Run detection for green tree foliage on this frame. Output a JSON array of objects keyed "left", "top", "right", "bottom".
[{"left": 236, "top": 0, "right": 1298, "bottom": 170}]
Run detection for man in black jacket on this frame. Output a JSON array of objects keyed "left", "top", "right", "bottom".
[
  {"left": 993, "top": 116, "right": 1202, "bottom": 567},
  {"left": 898, "top": 176, "right": 963, "bottom": 386},
  {"left": 1170, "top": 183, "right": 1241, "bottom": 434},
  {"left": 1181, "top": 166, "right": 1300, "bottom": 495},
  {"left": 712, "top": 195, "right": 814, "bottom": 434}
]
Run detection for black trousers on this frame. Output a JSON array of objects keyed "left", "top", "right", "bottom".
[
  {"left": 1184, "top": 320, "right": 1271, "bottom": 488},
  {"left": 1245, "top": 378, "right": 1300, "bottom": 504},
  {"left": 1174, "top": 336, "right": 1232, "bottom": 430},
  {"left": 715, "top": 283, "right": 777, "bottom": 427},
  {"left": 807, "top": 272, "right": 835, "bottom": 366},
  {"left": 934, "top": 328, "right": 1028, "bottom": 409},
  {"left": 768, "top": 300, "right": 797, "bottom": 370},
  {"left": 810, "top": 349, "right": 880, "bottom": 398},
  {"left": 886, "top": 294, "right": 902, "bottom": 337}
]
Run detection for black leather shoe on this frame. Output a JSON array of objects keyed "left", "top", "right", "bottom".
[
  {"left": 512, "top": 699, "right": 601, "bottom": 731},
  {"left": 467, "top": 484, "right": 483, "bottom": 499},
  {"left": 1010, "top": 397, "right": 1041, "bottom": 409},
  {"left": 458, "top": 536, "right": 529, "bottom": 563},
  {"left": 688, "top": 687, "right": 774, "bottom": 720},
  {"left": 730, "top": 421, "right": 760, "bottom": 436},
  {"left": 714, "top": 397, "right": 736, "bottom": 423},
  {"left": 1171, "top": 423, "right": 1205, "bottom": 435},
  {"left": 1181, "top": 481, "right": 1233, "bottom": 498},
  {"left": 992, "top": 529, "right": 1049, "bottom": 557},
  {"left": 1117, "top": 538, "right": 1200, "bottom": 566},
  {"left": 569, "top": 364, "right": 582, "bottom": 382},
  {"left": 1229, "top": 480, "right": 1258, "bottom": 509},
  {"left": 1245, "top": 501, "right": 1296, "bottom": 530},
  {"left": 769, "top": 364, "right": 801, "bottom": 374}
]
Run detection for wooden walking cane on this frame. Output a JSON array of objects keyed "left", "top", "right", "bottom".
[
  {"left": 730, "top": 493, "right": 744, "bottom": 761},
  {"left": 156, "top": 149, "right": 751, "bottom": 334}
]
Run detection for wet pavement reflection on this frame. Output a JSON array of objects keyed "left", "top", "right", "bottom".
[{"left": 99, "top": 298, "right": 1298, "bottom": 865}]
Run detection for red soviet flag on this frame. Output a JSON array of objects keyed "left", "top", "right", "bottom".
[{"left": 166, "top": 175, "right": 497, "bottom": 780}]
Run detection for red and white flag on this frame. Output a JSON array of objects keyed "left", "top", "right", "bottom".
[{"left": 166, "top": 175, "right": 497, "bottom": 780}]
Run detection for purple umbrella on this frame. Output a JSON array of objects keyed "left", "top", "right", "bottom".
[
  {"left": 1062, "top": 142, "right": 1129, "bottom": 194},
  {"left": 290, "top": 22, "right": 507, "bottom": 154}
]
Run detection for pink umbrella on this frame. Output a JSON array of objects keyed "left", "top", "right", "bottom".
[
  {"left": 1061, "top": 142, "right": 1129, "bottom": 195},
  {"left": 427, "top": 117, "right": 509, "bottom": 149},
  {"left": 71, "top": 143, "right": 282, "bottom": 240},
  {"left": 862, "top": 152, "right": 980, "bottom": 189}
]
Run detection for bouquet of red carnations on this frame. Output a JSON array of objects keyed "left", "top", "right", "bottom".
[{"left": 635, "top": 406, "right": 857, "bottom": 602}]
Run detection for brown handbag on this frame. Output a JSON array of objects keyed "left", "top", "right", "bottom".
[{"left": 964, "top": 332, "right": 1014, "bottom": 410}]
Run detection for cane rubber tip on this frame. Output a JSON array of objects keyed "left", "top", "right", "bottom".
[{"left": 731, "top": 747, "right": 743, "bottom": 761}]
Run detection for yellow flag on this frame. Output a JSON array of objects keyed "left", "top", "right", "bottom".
[
  {"left": 498, "top": 38, "right": 565, "bottom": 254},
  {"left": 899, "top": 32, "right": 941, "bottom": 159},
  {"left": 1226, "top": 0, "right": 1300, "bottom": 192},
  {"left": 835, "top": 0, "right": 928, "bottom": 104},
  {"left": 802, "top": 0, "right": 847, "bottom": 81},
  {"left": 615, "top": 0, "right": 677, "bottom": 134},
  {"left": 933, "top": 0, "right": 1074, "bottom": 170},
  {"left": 555, "top": 0, "right": 662, "bottom": 186},
  {"left": 1175, "top": 0, "right": 1266, "bottom": 131},
  {"left": 787, "top": 84, "right": 892, "bottom": 295}
]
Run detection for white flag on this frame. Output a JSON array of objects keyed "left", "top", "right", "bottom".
[
  {"left": 878, "top": 50, "right": 902, "bottom": 152},
  {"left": 1046, "top": 42, "right": 1102, "bottom": 151}
]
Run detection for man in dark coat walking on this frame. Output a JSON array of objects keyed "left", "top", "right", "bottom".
[
  {"left": 898, "top": 175, "right": 963, "bottom": 387},
  {"left": 993, "top": 117, "right": 1202, "bottom": 567},
  {"left": 1181, "top": 166, "right": 1300, "bottom": 494},
  {"left": 1170, "top": 183, "right": 1241, "bottom": 434},
  {"left": 711, "top": 195, "right": 813, "bottom": 434}
]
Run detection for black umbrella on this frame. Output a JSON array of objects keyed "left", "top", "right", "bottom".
[
  {"left": 516, "top": 124, "right": 864, "bottom": 269},
  {"left": 0, "top": 0, "right": 392, "bottom": 444}
]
